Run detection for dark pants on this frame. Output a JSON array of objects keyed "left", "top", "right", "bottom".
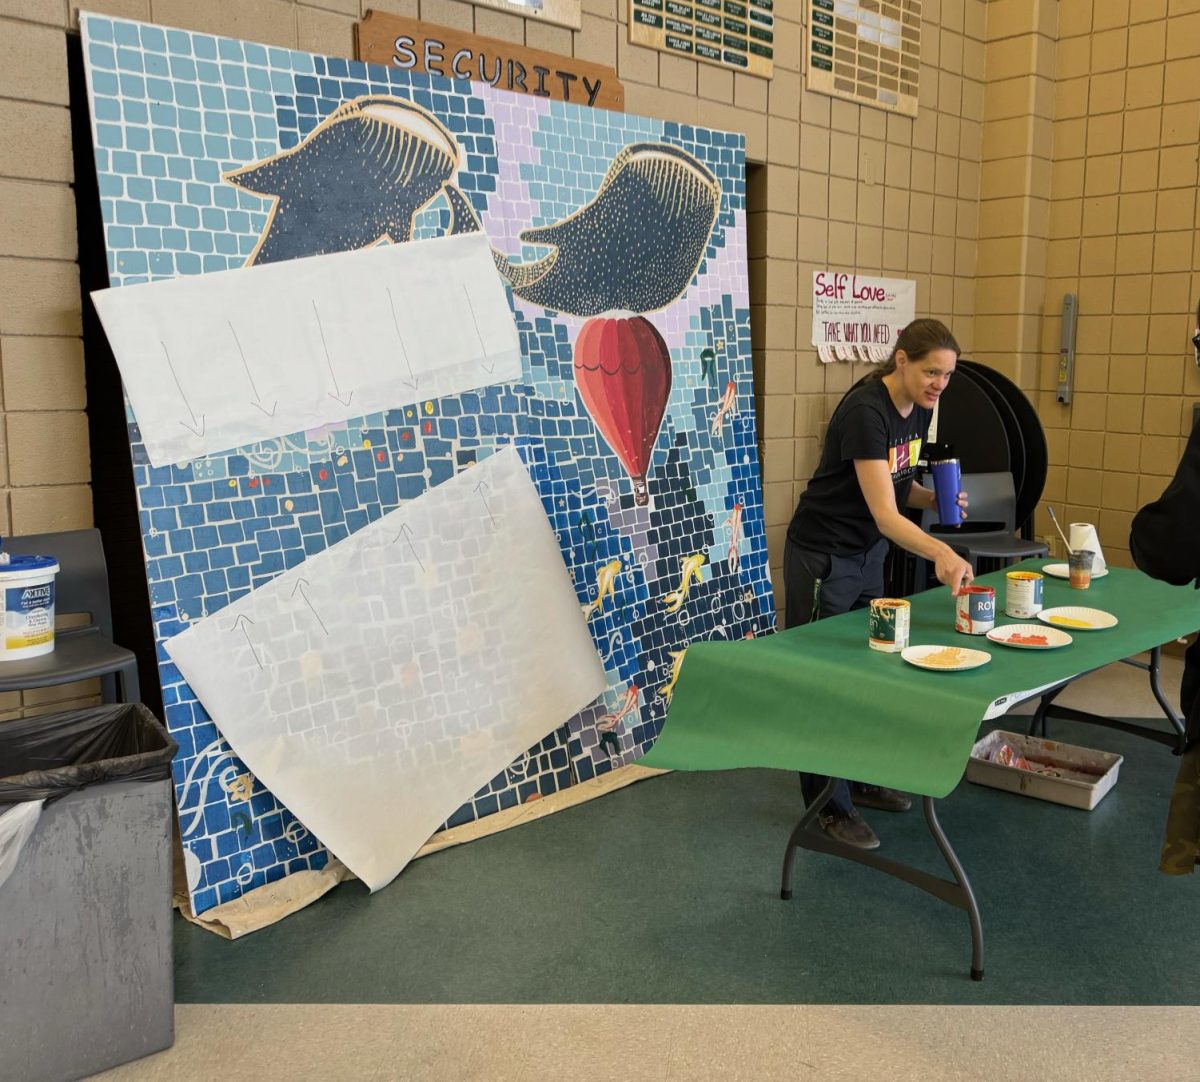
[{"left": 784, "top": 535, "right": 888, "bottom": 816}]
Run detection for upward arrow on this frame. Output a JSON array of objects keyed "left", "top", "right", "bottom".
[
  {"left": 474, "top": 479, "right": 496, "bottom": 526},
  {"left": 392, "top": 521, "right": 425, "bottom": 572},
  {"left": 229, "top": 614, "right": 263, "bottom": 670},
  {"left": 290, "top": 577, "right": 328, "bottom": 636}
]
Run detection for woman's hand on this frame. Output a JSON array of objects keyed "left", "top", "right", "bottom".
[
  {"left": 935, "top": 549, "right": 973, "bottom": 595},
  {"left": 957, "top": 490, "right": 969, "bottom": 520}
]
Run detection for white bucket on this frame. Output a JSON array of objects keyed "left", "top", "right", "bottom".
[{"left": 0, "top": 556, "right": 59, "bottom": 661}]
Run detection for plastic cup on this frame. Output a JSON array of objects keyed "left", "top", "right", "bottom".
[
  {"left": 1068, "top": 549, "right": 1095, "bottom": 589},
  {"left": 930, "top": 458, "right": 962, "bottom": 527}
]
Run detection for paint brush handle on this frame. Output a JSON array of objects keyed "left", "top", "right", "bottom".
[{"left": 1046, "top": 506, "right": 1074, "bottom": 556}]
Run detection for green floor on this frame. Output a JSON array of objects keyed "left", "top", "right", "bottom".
[{"left": 176, "top": 717, "right": 1199, "bottom": 1005}]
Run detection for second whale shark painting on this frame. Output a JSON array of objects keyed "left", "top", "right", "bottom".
[{"left": 81, "top": 12, "right": 774, "bottom": 919}]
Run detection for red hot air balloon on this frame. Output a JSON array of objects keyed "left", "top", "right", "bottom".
[{"left": 573, "top": 313, "right": 672, "bottom": 506}]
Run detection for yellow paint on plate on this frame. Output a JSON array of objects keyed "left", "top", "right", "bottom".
[{"left": 1048, "top": 616, "right": 1092, "bottom": 628}]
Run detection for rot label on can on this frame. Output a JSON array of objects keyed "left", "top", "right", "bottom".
[
  {"left": 955, "top": 585, "right": 996, "bottom": 634},
  {"left": 1005, "top": 571, "right": 1044, "bottom": 618},
  {"left": 869, "top": 598, "right": 911, "bottom": 653}
]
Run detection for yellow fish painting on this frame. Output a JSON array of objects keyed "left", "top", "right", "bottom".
[
  {"left": 662, "top": 552, "right": 706, "bottom": 613},
  {"left": 582, "top": 558, "right": 623, "bottom": 621},
  {"left": 225, "top": 773, "right": 254, "bottom": 803},
  {"left": 657, "top": 650, "right": 687, "bottom": 705}
]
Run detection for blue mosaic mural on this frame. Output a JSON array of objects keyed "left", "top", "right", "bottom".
[{"left": 82, "top": 13, "right": 773, "bottom": 917}]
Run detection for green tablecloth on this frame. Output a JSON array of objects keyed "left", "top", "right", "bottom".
[{"left": 641, "top": 561, "right": 1200, "bottom": 798}]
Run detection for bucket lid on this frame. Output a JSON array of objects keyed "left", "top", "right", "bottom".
[{"left": 0, "top": 555, "right": 59, "bottom": 574}]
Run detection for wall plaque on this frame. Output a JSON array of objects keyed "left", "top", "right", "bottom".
[
  {"left": 628, "top": 0, "right": 774, "bottom": 79},
  {"left": 805, "top": 0, "right": 920, "bottom": 118}
]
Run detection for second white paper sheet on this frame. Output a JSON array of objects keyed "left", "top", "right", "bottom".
[
  {"left": 91, "top": 232, "right": 521, "bottom": 467},
  {"left": 166, "top": 447, "right": 606, "bottom": 891}
]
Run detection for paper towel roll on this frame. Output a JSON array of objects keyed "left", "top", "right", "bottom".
[{"left": 1069, "top": 522, "right": 1106, "bottom": 572}]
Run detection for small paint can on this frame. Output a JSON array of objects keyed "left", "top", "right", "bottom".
[
  {"left": 868, "top": 597, "right": 911, "bottom": 653},
  {"left": 0, "top": 555, "right": 59, "bottom": 661},
  {"left": 1005, "top": 570, "right": 1044, "bottom": 619},
  {"left": 955, "top": 585, "right": 996, "bottom": 634}
]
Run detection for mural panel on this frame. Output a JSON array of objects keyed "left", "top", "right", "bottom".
[{"left": 81, "top": 13, "right": 773, "bottom": 916}]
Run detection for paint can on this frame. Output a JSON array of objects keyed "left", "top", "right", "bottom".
[
  {"left": 955, "top": 585, "right": 996, "bottom": 634},
  {"left": 868, "top": 598, "right": 911, "bottom": 653},
  {"left": 0, "top": 555, "right": 59, "bottom": 661},
  {"left": 1005, "top": 570, "right": 1044, "bottom": 619}
]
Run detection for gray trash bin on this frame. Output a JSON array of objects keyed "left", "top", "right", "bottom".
[{"left": 0, "top": 703, "right": 178, "bottom": 1082}]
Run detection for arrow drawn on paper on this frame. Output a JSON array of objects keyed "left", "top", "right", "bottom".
[
  {"left": 228, "top": 321, "right": 277, "bottom": 416},
  {"left": 474, "top": 479, "right": 496, "bottom": 526},
  {"left": 312, "top": 299, "right": 354, "bottom": 406},
  {"left": 161, "top": 341, "right": 205, "bottom": 437},
  {"left": 290, "top": 577, "right": 328, "bottom": 636},
  {"left": 230, "top": 614, "right": 263, "bottom": 670},
  {"left": 386, "top": 288, "right": 419, "bottom": 390},
  {"left": 461, "top": 284, "right": 493, "bottom": 374},
  {"left": 392, "top": 521, "right": 425, "bottom": 571}
]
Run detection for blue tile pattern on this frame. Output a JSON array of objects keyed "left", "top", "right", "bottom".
[{"left": 82, "top": 13, "right": 774, "bottom": 916}]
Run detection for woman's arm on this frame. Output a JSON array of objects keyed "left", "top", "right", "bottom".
[
  {"left": 855, "top": 459, "right": 973, "bottom": 594},
  {"left": 907, "top": 480, "right": 969, "bottom": 518}
]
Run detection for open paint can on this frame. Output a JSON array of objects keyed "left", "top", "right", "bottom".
[
  {"left": 868, "top": 598, "right": 911, "bottom": 653},
  {"left": 0, "top": 555, "right": 59, "bottom": 660},
  {"left": 955, "top": 585, "right": 996, "bottom": 634}
]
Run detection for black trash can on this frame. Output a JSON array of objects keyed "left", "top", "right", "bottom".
[{"left": 0, "top": 703, "right": 178, "bottom": 1082}]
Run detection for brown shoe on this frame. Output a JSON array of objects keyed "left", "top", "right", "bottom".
[
  {"left": 818, "top": 809, "right": 880, "bottom": 850},
  {"left": 852, "top": 784, "right": 912, "bottom": 813}
]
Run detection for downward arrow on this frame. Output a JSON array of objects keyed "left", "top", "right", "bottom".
[
  {"left": 230, "top": 614, "right": 263, "bottom": 670},
  {"left": 392, "top": 521, "right": 425, "bottom": 571},
  {"left": 461, "top": 284, "right": 494, "bottom": 373},
  {"left": 290, "top": 577, "right": 328, "bottom": 635},
  {"left": 229, "top": 321, "right": 277, "bottom": 416},
  {"left": 386, "top": 288, "right": 419, "bottom": 390},
  {"left": 161, "top": 341, "right": 205, "bottom": 437},
  {"left": 312, "top": 299, "right": 354, "bottom": 406}
]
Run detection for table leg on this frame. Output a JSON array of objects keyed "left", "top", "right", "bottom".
[
  {"left": 779, "top": 786, "right": 985, "bottom": 981},
  {"left": 1032, "top": 647, "right": 1185, "bottom": 750}
]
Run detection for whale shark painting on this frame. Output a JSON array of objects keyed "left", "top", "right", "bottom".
[
  {"left": 225, "top": 96, "right": 480, "bottom": 264},
  {"left": 81, "top": 13, "right": 772, "bottom": 922}
]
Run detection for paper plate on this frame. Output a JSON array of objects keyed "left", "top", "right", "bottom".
[
  {"left": 1042, "top": 562, "right": 1109, "bottom": 580},
  {"left": 901, "top": 645, "right": 992, "bottom": 672},
  {"left": 1038, "top": 606, "right": 1118, "bottom": 631},
  {"left": 986, "top": 623, "right": 1073, "bottom": 649}
]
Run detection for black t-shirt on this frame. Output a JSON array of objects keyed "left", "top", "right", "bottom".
[{"left": 787, "top": 379, "right": 932, "bottom": 555}]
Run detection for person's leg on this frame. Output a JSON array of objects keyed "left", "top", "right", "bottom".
[
  {"left": 785, "top": 540, "right": 860, "bottom": 820},
  {"left": 1181, "top": 634, "right": 1200, "bottom": 749},
  {"left": 845, "top": 539, "right": 914, "bottom": 814}
]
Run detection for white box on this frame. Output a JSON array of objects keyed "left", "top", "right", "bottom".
[{"left": 966, "top": 730, "right": 1123, "bottom": 810}]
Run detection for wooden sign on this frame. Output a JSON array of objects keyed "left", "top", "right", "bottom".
[
  {"left": 356, "top": 11, "right": 624, "bottom": 112},
  {"left": 629, "top": 0, "right": 774, "bottom": 79}
]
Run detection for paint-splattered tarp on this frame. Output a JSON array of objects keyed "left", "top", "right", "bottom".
[{"left": 81, "top": 14, "right": 773, "bottom": 916}]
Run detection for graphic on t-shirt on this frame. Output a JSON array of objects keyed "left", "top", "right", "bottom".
[{"left": 888, "top": 436, "right": 923, "bottom": 476}]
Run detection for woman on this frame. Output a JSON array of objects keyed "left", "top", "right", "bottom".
[{"left": 785, "top": 318, "right": 973, "bottom": 850}]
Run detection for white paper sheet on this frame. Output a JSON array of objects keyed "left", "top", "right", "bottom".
[
  {"left": 91, "top": 232, "right": 521, "bottom": 467},
  {"left": 165, "top": 447, "right": 606, "bottom": 891}
]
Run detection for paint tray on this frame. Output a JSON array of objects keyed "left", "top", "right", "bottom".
[{"left": 966, "top": 730, "right": 1123, "bottom": 810}]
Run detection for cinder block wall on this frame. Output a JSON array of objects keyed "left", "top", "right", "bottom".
[
  {"left": 4, "top": 0, "right": 1191, "bottom": 688},
  {"left": 1034, "top": 0, "right": 1200, "bottom": 570}
]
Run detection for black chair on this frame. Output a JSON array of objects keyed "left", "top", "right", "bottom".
[
  {"left": 0, "top": 529, "right": 139, "bottom": 704},
  {"left": 916, "top": 471, "right": 1049, "bottom": 582}
]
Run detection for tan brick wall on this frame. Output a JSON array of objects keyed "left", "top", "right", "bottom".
[
  {"left": 0, "top": 0, "right": 994, "bottom": 646},
  {"left": 1031, "top": 0, "right": 1200, "bottom": 571}
]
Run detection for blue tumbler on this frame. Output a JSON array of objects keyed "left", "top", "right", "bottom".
[{"left": 930, "top": 457, "right": 962, "bottom": 527}]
